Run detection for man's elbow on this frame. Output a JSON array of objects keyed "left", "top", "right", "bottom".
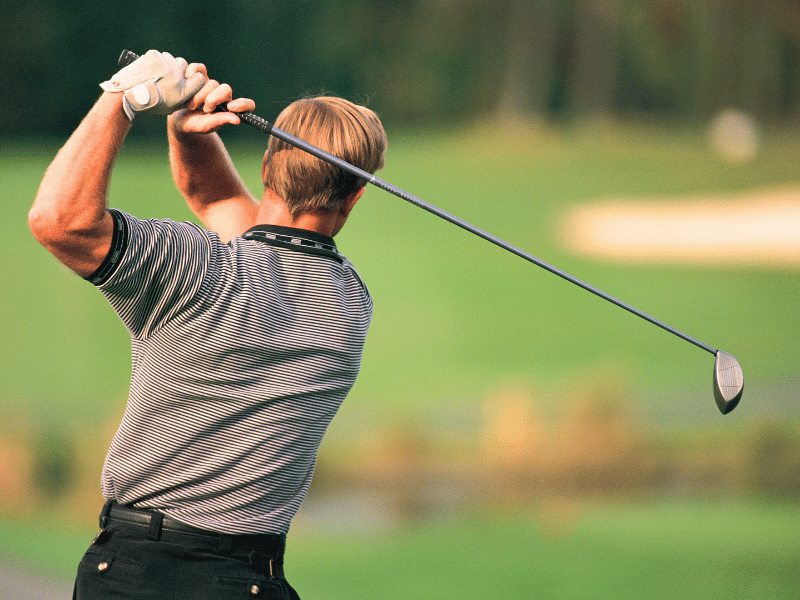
[
  {"left": 27, "top": 200, "right": 93, "bottom": 250},
  {"left": 28, "top": 201, "right": 112, "bottom": 277},
  {"left": 28, "top": 203, "right": 56, "bottom": 246}
]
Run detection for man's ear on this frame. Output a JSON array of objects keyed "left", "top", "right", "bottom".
[
  {"left": 331, "top": 186, "right": 366, "bottom": 237},
  {"left": 340, "top": 186, "right": 365, "bottom": 218}
]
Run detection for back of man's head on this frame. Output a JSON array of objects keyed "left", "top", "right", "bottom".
[{"left": 262, "top": 96, "right": 388, "bottom": 217}]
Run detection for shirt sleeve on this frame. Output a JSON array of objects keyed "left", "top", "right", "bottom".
[
  {"left": 85, "top": 209, "right": 130, "bottom": 287},
  {"left": 91, "top": 209, "right": 216, "bottom": 339}
]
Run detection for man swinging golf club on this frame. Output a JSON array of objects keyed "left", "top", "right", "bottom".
[
  {"left": 116, "top": 49, "right": 743, "bottom": 415},
  {"left": 29, "top": 49, "right": 387, "bottom": 600}
]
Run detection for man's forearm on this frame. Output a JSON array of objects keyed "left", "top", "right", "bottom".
[
  {"left": 168, "top": 120, "right": 258, "bottom": 232},
  {"left": 29, "top": 92, "right": 130, "bottom": 276}
]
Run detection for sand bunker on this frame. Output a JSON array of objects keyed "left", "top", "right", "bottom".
[{"left": 558, "top": 187, "right": 800, "bottom": 268}]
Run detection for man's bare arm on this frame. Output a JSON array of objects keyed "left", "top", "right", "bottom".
[
  {"left": 30, "top": 51, "right": 210, "bottom": 276},
  {"left": 168, "top": 64, "right": 259, "bottom": 243},
  {"left": 28, "top": 92, "right": 129, "bottom": 277}
]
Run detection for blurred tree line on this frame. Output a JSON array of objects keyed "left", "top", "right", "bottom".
[{"left": 2, "top": 0, "right": 799, "bottom": 137}]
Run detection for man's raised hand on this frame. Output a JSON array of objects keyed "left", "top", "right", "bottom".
[
  {"left": 169, "top": 63, "right": 256, "bottom": 135},
  {"left": 100, "top": 50, "right": 207, "bottom": 121}
]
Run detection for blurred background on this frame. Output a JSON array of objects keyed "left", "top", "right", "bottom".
[{"left": 2, "top": 1, "right": 799, "bottom": 598}]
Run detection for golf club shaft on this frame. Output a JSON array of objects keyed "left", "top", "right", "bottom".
[{"left": 119, "top": 49, "right": 718, "bottom": 357}]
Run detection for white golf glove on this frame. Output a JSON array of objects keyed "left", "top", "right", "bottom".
[{"left": 100, "top": 50, "right": 206, "bottom": 121}]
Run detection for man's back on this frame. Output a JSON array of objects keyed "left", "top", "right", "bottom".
[{"left": 98, "top": 212, "right": 372, "bottom": 534}]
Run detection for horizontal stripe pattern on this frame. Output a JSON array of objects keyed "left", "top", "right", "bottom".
[{"left": 96, "top": 210, "right": 371, "bottom": 534}]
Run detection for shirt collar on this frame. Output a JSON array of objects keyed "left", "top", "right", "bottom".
[{"left": 241, "top": 225, "right": 341, "bottom": 262}]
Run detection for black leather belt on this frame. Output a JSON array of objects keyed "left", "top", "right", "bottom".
[
  {"left": 100, "top": 501, "right": 286, "bottom": 577},
  {"left": 106, "top": 504, "right": 223, "bottom": 536}
]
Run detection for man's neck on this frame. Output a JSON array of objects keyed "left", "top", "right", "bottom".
[{"left": 255, "top": 189, "right": 339, "bottom": 237}]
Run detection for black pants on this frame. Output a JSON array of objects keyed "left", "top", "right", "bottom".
[{"left": 73, "top": 503, "right": 300, "bottom": 600}]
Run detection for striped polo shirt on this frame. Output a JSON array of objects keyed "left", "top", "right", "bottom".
[{"left": 88, "top": 209, "right": 372, "bottom": 535}]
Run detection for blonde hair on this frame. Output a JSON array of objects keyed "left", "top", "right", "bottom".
[{"left": 262, "top": 96, "right": 388, "bottom": 217}]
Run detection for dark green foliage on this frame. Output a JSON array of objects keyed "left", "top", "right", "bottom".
[{"left": 2, "top": 0, "right": 799, "bottom": 136}]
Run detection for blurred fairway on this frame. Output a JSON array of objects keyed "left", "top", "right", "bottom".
[
  {"left": 3, "top": 120, "right": 799, "bottom": 428},
  {"left": 2, "top": 500, "right": 798, "bottom": 599}
]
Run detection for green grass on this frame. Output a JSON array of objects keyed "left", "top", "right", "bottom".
[
  {"left": 2, "top": 500, "right": 799, "bottom": 599},
  {"left": 3, "top": 121, "right": 800, "bottom": 428},
  {"left": 3, "top": 124, "right": 798, "bottom": 598}
]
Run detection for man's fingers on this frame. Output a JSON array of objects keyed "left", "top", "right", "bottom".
[
  {"left": 173, "top": 109, "right": 241, "bottom": 134},
  {"left": 179, "top": 63, "right": 253, "bottom": 117},
  {"left": 226, "top": 98, "right": 256, "bottom": 113},
  {"left": 185, "top": 80, "right": 216, "bottom": 111},
  {"left": 183, "top": 64, "right": 211, "bottom": 111},
  {"left": 169, "top": 60, "right": 255, "bottom": 134},
  {"left": 185, "top": 63, "right": 208, "bottom": 80},
  {"left": 202, "top": 83, "right": 234, "bottom": 113}
]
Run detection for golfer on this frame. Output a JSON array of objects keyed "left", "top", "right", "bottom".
[{"left": 29, "top": 50, "right": 387, "bottom": 600}]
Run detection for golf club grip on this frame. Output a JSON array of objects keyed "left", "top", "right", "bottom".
[{"left": 116, "top": 50, "right": 718, "bottom": 357}]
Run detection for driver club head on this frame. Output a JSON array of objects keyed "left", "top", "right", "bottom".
[{"left": 713, "top": 351, "right": 743, "bottom": 415}]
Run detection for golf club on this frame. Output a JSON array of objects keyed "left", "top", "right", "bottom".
[{"left": 118, "top": 50, "right": 744, "bottom": 415}]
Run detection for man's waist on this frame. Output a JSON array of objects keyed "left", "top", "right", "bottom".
[{"left": 102, "top": 501, "right": 286, "bottom": 561}]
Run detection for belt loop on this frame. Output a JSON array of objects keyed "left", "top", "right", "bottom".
[
  {"left": 99, "top": 499, "right": 114, "bottom": 529},
  {"left": 147, "top": 512, "right": 163, "bottom": 541},
  {"left": 247, "top": 551, "right": 275, "bottom": 579}
]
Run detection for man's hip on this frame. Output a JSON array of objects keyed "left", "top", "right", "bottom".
[{"left": 73, "top": 500, "right": 300, "bottom": 600}]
